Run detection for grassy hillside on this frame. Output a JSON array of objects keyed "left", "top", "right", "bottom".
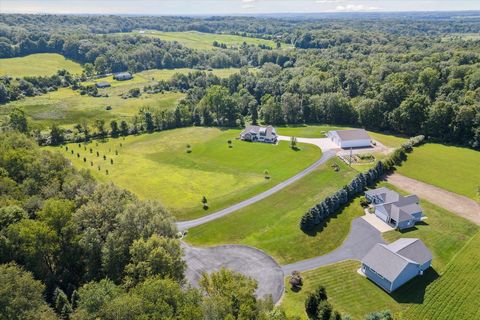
[
  {"left": 0, "top": 53, "right": 83, "bottom": 77},
  {"left": 186, "top": 159, "right": 360, "bottom": 264},
  {"left": 122, "top": 30, "right": 285, "bottom": 50},
  {"left": 281, "top": 188, "right": 478, "bottom": 319},
  {"left": 46, "top": 127, "right": 319, "bottom": 220},
  {"left": 2, "top": 68, "right": 240, "bottom": 129},
  {"left": 396, "top": 143, "right": 480, "bottom": 201}
]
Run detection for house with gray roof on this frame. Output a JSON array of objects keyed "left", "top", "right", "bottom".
[
  {"left": 95, "top": 81, "right": 111, "bottom": 88},
  {"left": 113, "top": 72, "right": 133, "bottom": 81},
  {"left": 365, "top": 187, "right": 423, "bottom": 230},
  {"left": 240, "top": 125, "right": 277, "bottom": 144},
  {"left": 361, "top": 238, "right": 432, "bottom": 292},
  {"left": 327, "top": 129, "right": 372, "bottom": 148}
]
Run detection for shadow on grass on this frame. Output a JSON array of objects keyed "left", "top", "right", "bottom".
[
  {"left": 302, "top": 210, "right": 342, "bottom": 237},
  {"left": 390, "top": 268, "right": 440, "bottom": 304},
  {"left": 289, "top": 285, "right": 303, "bottom": 293}
]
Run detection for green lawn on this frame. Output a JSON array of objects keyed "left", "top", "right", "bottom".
[
  {"left": 395, "top": 143, "right": 480, "bottom": 201},
  {"left": 368, "top": 131, "right": 408, "bottom": 148},
  {"left": 276, "top": 125, "right": 408, "bottom": 149},
  {"left": 281, "top": 183, "right": 479, "bottom": 319},
  {"left": 2, "top": 68, "right": 240, "bottom": 130},
  {"left": 119, "top": 30, "right": 287, "bottom": 50},
  {"left": 276, "top": 125, "right": 351, "bottom": 139},
  {"left": 46, "top": 127, "right": 320, "bottom": 221},
  {"left": 186, "top": 159, "right": 360, "bottom": 264},
  {"left": 382, "top": 183, "right": 478, "bottom": 273},
  {"left": 404, "top": 231, "right": 480, "bottom": 320},
  {"left": 0, "top": 53, "right": 83, "bottom": 77}
]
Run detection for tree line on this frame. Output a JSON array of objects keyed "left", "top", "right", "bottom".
[
  {"left": 300, "top": 135, "right": 425, "bottom": 232},
  {"left": 0, "top": 130, "right": 299, "bottom": 320}
]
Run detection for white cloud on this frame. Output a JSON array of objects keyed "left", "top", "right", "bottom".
[
  {"left": 335, "top": 4, "right": 380, "bottom": 11},
  {"left": 315, "top": 0, "right": 343, "bottom": 3},
  {"left": 242, "top": 0, "right": 256, "bottom": 3}
]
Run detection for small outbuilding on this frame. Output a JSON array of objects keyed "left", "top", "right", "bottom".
[
  {"left": 361, "top": 238, "right": 432, "bottom": 293},
  {"left": 327, "top": 129, "right": 372, "bottom": 149},
  {"left": 113, "top": 72, "right": 133, "bottom": 81},
  {"left": 95, "top": 81, "right": 111, "bottom": 88}
]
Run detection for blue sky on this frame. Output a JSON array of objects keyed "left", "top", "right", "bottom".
[{"left": 2, "top": 1, "right": 480, "bottom": 15}]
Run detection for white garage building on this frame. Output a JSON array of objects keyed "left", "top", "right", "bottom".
[{"left": 327, "top": 129, "right": 372, "bottom": 148}]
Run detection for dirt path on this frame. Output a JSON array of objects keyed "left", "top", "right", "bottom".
[{"left": 387, "top": 173, "right": 480, "bottom": 225}]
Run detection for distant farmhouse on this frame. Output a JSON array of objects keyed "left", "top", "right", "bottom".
[
  {"left": 240, "top": 125, "right": 277, "bottom": 144},
  {"left": 327, "top": 129, "right": 372, "bottom": 148},
  {"left": 365, "top": 187, "right": 424, "bottom": 230},
  {"left": 362, "top": 238, "right": 432, "bottom": 292},
  {"left": 95, "top": 81, "right": 111, "bottom": 88},
  {"left": 113, "top": 72, "right": 133, "bottom": 81}
]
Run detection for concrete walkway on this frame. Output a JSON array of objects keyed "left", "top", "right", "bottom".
[
  {"left": 282, "top": 218, "right": 384, "bottom": 274},
  {"left": 182, "top": 243, "right": 285, "bottom": 303},
  {"left": 361, "top": 213, "right": 395, "bottom": 233},
  {"left": 177, "top": 149, "right": 336, "bottom": 230},
  {"left": 387, "top": 173, "right": 480, "bottom": 225}
]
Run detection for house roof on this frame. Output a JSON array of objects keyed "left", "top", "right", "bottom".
[
  {"left": 388, "top": 238, "right": 433, "bottom": 266},
  {"left": 115, "top": 72, "right": 132, "bottom": 77},
  {"left": 96, "top": 81, "right": 111, "bottom": 87},
  {"left": 362, "top": 244, "right": 412, "bottom": 283},
  {"left": 362, "top": 238, "right": 432, "bottom": 282},
  {"left": 241, "top": 125, "right": 276, "bottom": 139},
  {"left": 332, "top": 129, "right": 371, "bottom": 141},
  {"left": 366, "top": 188, "right": 422, "bottom": 222},
  {"left": 365, "top": 187, "right": 400, "bottom": 203}
]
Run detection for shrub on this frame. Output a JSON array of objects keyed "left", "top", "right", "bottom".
[
  {"left": 289, "top": 271, "right": 303, "bottom": 289},
  {"left": 300, "top": 136, "right": 424, "bottom": 232}
]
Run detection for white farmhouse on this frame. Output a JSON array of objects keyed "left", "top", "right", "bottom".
[{"left": 327, "top": 129, "right": 372, "bottom": 148}]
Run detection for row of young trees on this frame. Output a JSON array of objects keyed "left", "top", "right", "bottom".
[
  {"left": 0, "top": 130, "right": 296, "bottom": 319},
  {"left": 300, "top": 136, "right": 425, "bottom": 232}
]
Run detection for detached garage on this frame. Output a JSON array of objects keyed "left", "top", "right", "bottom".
[{"left": 327, "top": 129, "right": 372, "bottom": 148}]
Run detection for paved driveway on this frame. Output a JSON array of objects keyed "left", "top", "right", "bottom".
[
  {"left": 277, "top": 135, "right": 339, "bottom": 152},
  {"left": 182, "top": 243, "right": 285, "bottom": 303},
  {"left": 282, "top": 218, "right": 385, "bottom": 274},
  {"left": 177, "top": 149, "right": 336, "bottom": 230}
]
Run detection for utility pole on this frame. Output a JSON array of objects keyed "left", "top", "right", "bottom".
[{"left": 349, "top": 147, "right": 353, "bottom": 167}]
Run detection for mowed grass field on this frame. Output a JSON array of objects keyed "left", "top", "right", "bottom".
[
  {"left": 121, "top": 30, "right": 286, "bottom": 50},
  {"left": 186, "top": 159, "right": 361, "bottom": 264},
  {"left": 396, "top": 143, "right": 480, "bottom": 201},
  {"left": 2, "top": 68, "right": 240, "bottom": 129},
  {"left": 403, "top": 231, "right": 480, "bottom": 320},
  {"left": 0, "top": 53, "right": 83, "bottom": 77},
  {"left": 281, "top": 183, "right": 478, "bottom": 319},
  {"left": 47, "top": 127, "right": 320, "bottom": 220}
]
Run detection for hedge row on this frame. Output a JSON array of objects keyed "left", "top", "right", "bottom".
[{"left": 299, "top": 135, "right": 425, "bottom": 232}]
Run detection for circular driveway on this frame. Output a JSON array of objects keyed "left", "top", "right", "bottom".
[{"left": 182, "top": 243, "right": 285, "bottom": 303}]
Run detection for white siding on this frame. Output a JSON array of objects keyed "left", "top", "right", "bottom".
[{"left": 340, "top": 139, "right": 372, "bottom": 148}]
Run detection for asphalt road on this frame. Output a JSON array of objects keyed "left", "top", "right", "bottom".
[
  {"left": 282, "top": 217, "right": 384, "bottom": 274},
  {"left": 177, "top": 149, "right": 336, "bottom": 230},
  {"left": 182, "top": 243, "right": 285, "bottom": 303}
]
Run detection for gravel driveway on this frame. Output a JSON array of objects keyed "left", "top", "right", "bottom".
[
  {"left": 387, "top": 173, "right": 480, "bottom": 225},
  {"left": 182, "top": 243, "right": 285, "bottom": 303}
]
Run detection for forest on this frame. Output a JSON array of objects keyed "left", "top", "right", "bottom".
[
  {"left": 1, "top": 14, "right": 479, "bottom": 148},
  {"left": 0, "top": 12, "right": 480, "bottom": 319}
]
